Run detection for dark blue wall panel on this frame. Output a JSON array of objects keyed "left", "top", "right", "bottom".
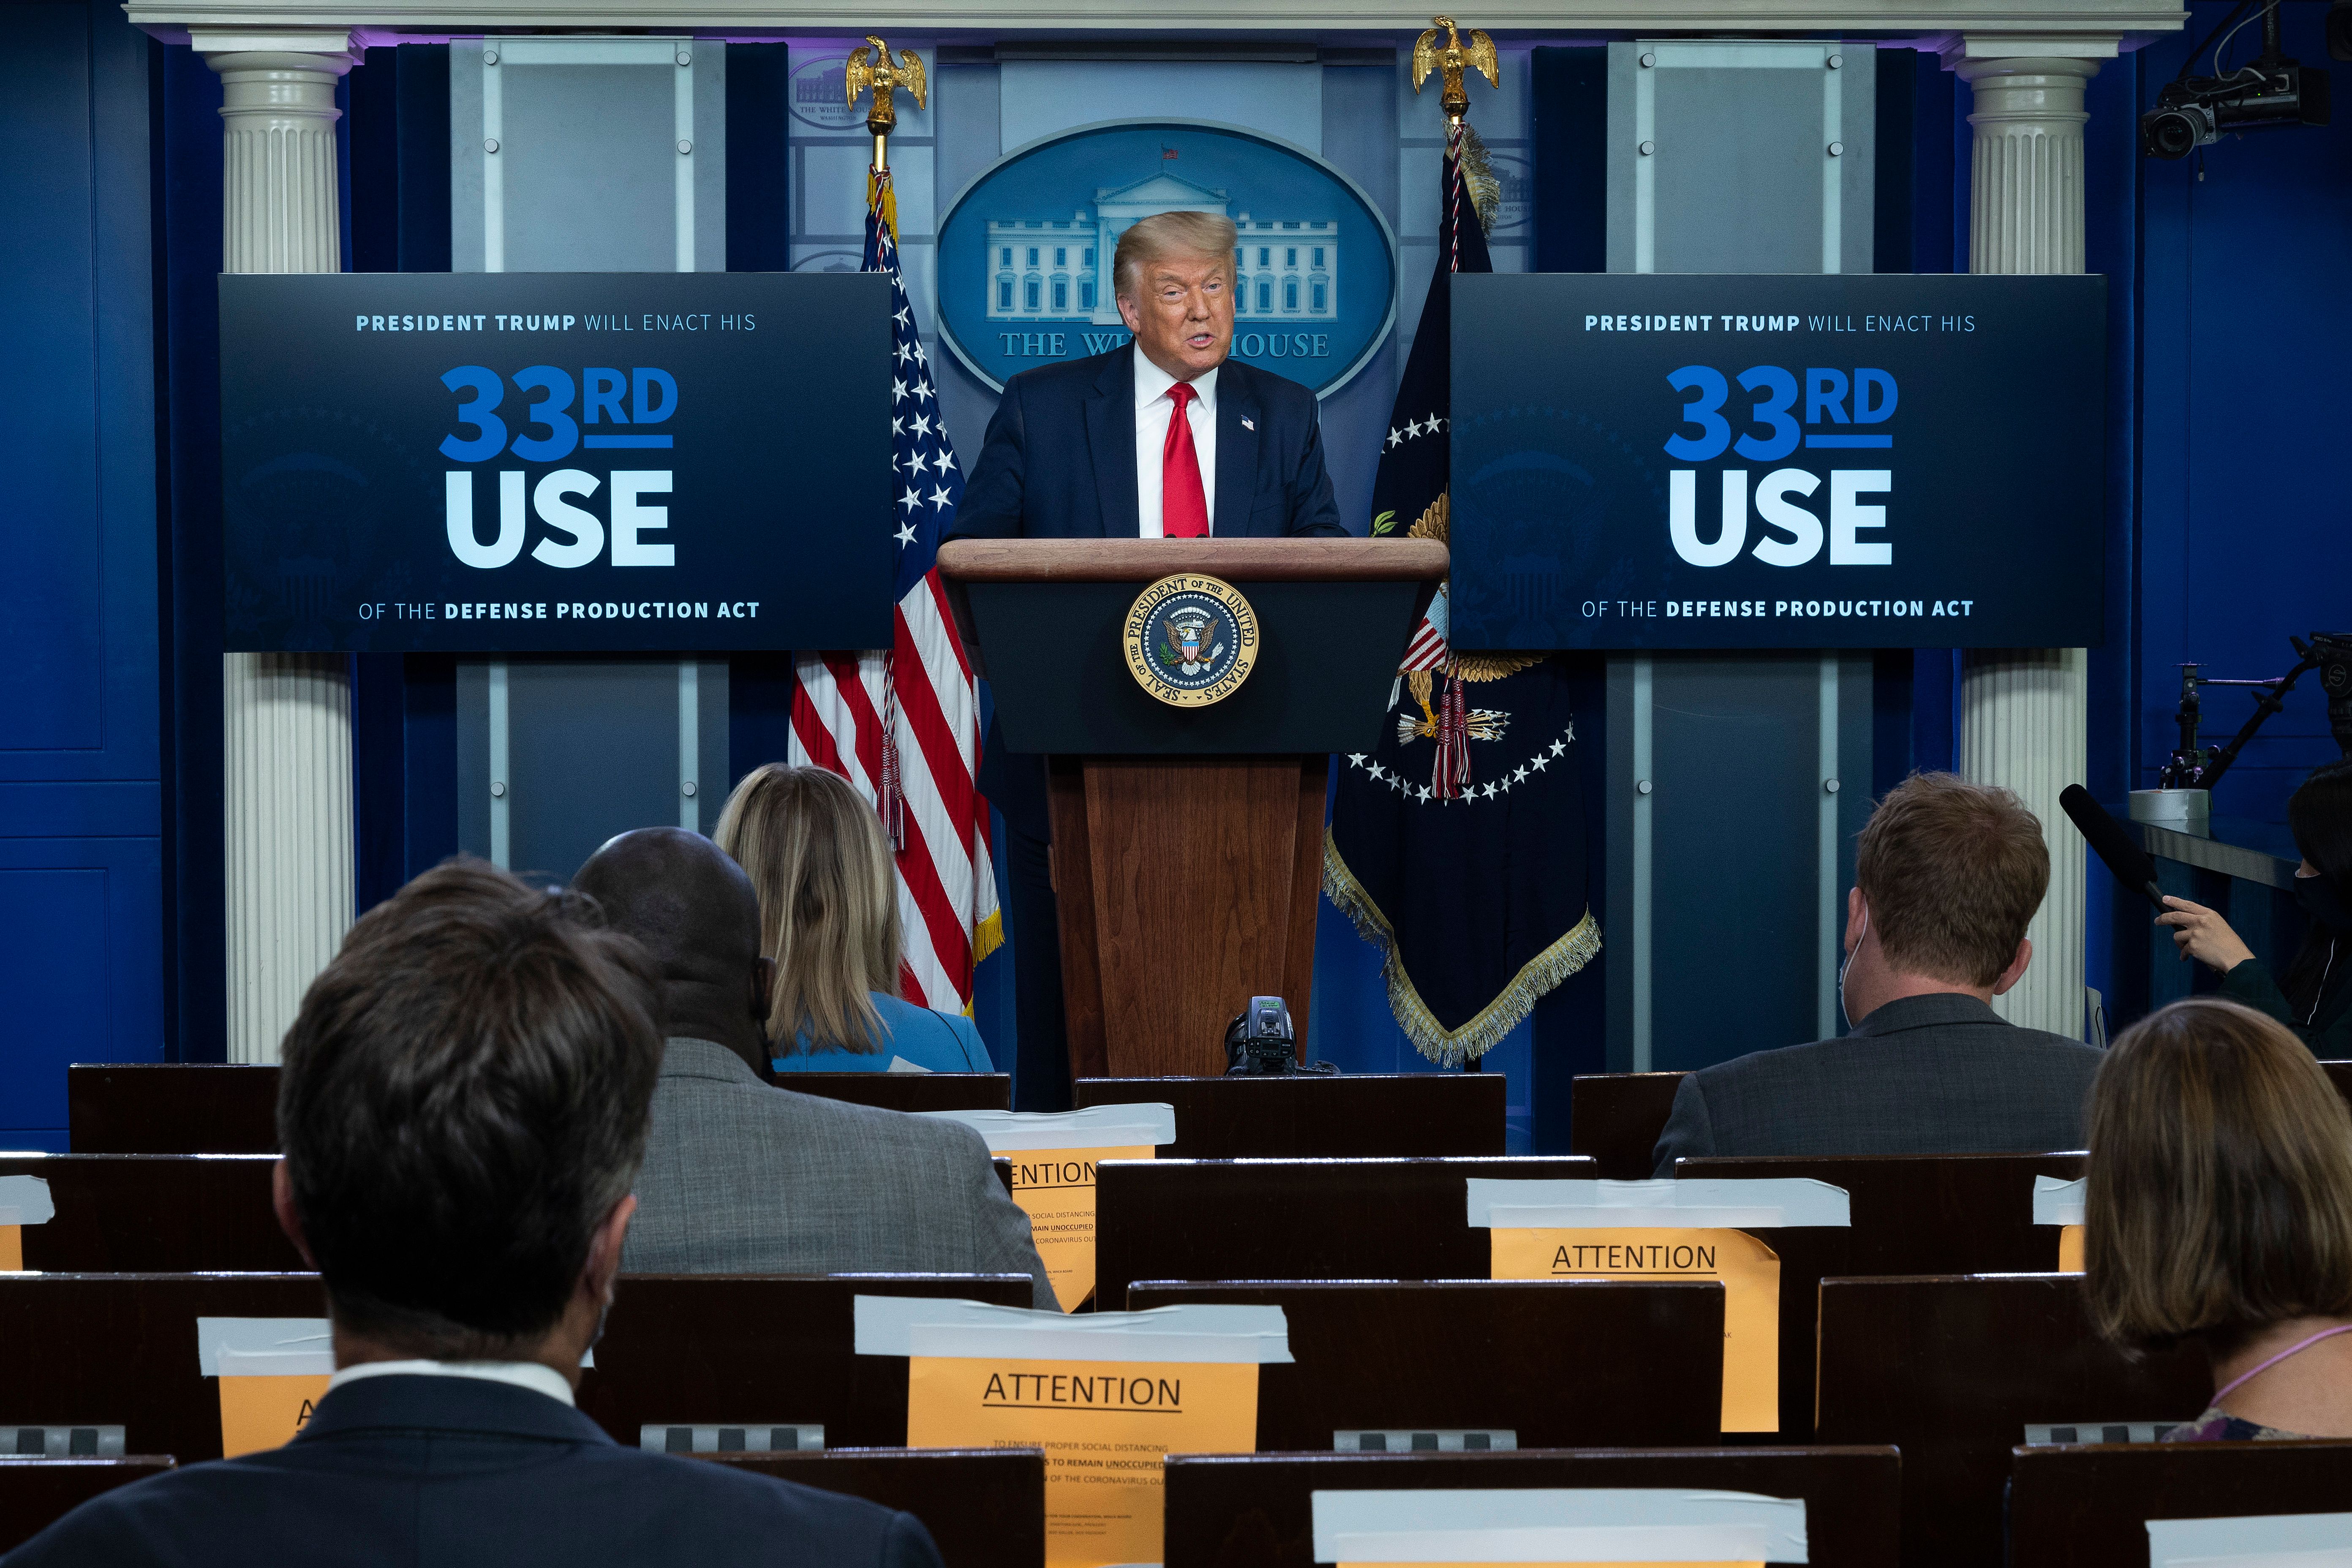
[
  {"left": 159, "top": 42, "right": 227, "bottom": 1062},
  {"left": 0, "top": 1, "right": 167, "bottom": 1141},
  {"left": 2137, "top": 3, "right": 2352, "bottom": 828}
]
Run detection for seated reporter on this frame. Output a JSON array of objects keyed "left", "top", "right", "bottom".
[
  {"left": 1652, "top": 771, "right": 2103, "bottom": 1173},
  {"left": 2, "top": 860, "right": 942, "bottom": 1568},
  {"left": 2155, "top": 759, "right": 2352, "bottom": 1054},
  {"left": 716, "top": 763, "right": 990, "bottom": 1074},
  {"left": 2086, "top": 996, "right": 2352, "bottom": 1441},
  {"left": 572, "top": 828, "right": 1054, "bottom": 1307}
]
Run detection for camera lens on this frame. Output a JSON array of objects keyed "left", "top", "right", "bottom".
[{"left": 2142, "top": 106, "right": 2203, "bottom": 159}]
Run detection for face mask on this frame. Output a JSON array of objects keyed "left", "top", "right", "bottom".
[
  {"left": 2295, "top": 872, "right": 2352, "bottom": 936},
  {"left": 1839, "top": 908, "right": 1868, "bottom": 1030}
]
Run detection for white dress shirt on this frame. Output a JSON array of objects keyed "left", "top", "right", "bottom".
[
  {"left": 326, "top": 1358, "right": 577, "bottom": 1407},
  {"left": 1132, "top": 347, "right": 1217, "bottom": 539}
]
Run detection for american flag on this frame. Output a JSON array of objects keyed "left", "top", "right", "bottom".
[{"left": 789, "top": 167, "right": 1002, "bottom": 1013}]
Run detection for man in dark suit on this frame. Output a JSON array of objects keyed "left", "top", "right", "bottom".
[
  {"left": 955, "top": 211, "right": 1345, "bottom": 1106},
  {"left": 952, "top": 209, "right": 1346, "bottom": 542},
  {"left": 1652, "top": 772, "right": 2105, "bottom": 1174},
  {"left": 4, "top": 860, "right": 940, "bottom": 1568}
]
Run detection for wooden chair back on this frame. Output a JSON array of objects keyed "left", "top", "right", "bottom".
[
  {"left": 1814, "top": 1274, "right": 2210, "bottom": 1568},
  {"left": 1128, "top": 1279, "right": 1723, "bottom": 1449},
  {"left": 1161, "top": 1447, "right": 1903, "bottom": 1568}
]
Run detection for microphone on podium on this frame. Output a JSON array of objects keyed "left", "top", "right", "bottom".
[{"left": 2058, "top": 784, "right": 2166, "bottom": 910}]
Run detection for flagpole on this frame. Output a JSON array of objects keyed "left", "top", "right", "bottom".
[{"left": 846, "top": 35, "right": 931, "bottom": 849}]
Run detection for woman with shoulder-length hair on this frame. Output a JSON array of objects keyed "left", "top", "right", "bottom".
[
  {"left": 2085, "top": 995, "right": 2352, "bottom": 1440},
  {"left": 715, "top": 763, "right": 992, "bottom": 1074}
]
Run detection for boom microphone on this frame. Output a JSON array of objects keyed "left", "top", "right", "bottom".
[{"left": 2058, "top": 784, "right": 2166, "bottom": 910}]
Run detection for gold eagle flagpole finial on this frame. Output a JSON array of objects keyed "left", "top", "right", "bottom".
[
  {"left": 1411, "top": 15, "right": 1499, "bottom": 128},
  {"left": 844, "top": 35, "right": 927, "bottom": 171}
]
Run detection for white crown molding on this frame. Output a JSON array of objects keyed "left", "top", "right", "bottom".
[
  {"left": 130, "top": 0, "right": 2183, "bottom": 49},
  {"left": 187, "top": 25, "right": 365, "bottom": 52}
]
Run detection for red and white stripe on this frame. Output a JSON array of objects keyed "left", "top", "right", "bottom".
[
  {"left": 789, "top": 572, "right": 1000, "bottom": 1013},
  {"left": 1399, "top": 616, "right": 1449, "bottom": 671}
]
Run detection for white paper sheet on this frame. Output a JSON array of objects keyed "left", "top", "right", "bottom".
[
  {"left": 852, "top": 1295, "right": 1290, "bottom": 1363},
  {"left": 915, "top": 1105, "right": 1177, "bottom": 1151},
  {"left": 196, "top": 1317, "right": 595, "bottom": 1375},
  {"left": 199, "top": 1317, "right": 335, "bottom": 1377},
  {"left": 2032, "top": 1174, "right": 2087, "bottom": 1226},
  {"left": 0, "top": 1174, "right": 56, "bottom": 1227},
  {"left": 2148, "top": 1512, "right": 2352, "bottom": 1567},
  {"left": 1466, "top": 1177, "right": 1851, "bottom": 1230},
  {"left": 1311, "top": 1486, "right": 1809, "bottom": 1563}
]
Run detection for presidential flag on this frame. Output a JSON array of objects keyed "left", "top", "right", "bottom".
[
  {"left": 790, "top": 167, "right": 1001, "bottom": 1013},
  {"left": 1323, "top": 123, "right": 1597, "bottom": 1065}
]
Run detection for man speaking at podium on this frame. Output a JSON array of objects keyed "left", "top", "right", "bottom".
[
  {"left": 953, "top": 211, "right": 1344, "bottom": 1109},
  {"left": 952, "top": 209, "right": 1345, "bottom": 541}
]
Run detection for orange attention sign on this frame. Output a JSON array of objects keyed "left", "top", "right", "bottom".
[
  {"left": 915, "top": 1106, "right": 1177, "bottom": 1314},
  {"left": 909, "top": 1355, "right": 1256, "bottom": 1568},
  {"left": 1009, "top": 1146, "right": 1154, "bottom": 1313},
  {"left": 2057, "top": 1225, "right": 2084, "bottom": 1272},
  {"left": 0, "top": 1175, "right": 55, "bottom": 1272},
  {"left": 1469, "top": 1177, "right": 1851, "bottom": 1435},
  {"left": 218, "top": 1372, "right": 333, "bottom": 1457},
  {"left": 2033, "top": 1176, "right": 2087, "bottom": 1273},
  {"left": 1490, "top": 1226, "right": 1780, "bottom": 1432},
  {"left": 198, "top": 1318, "right": 338, "bottom": 1458},
  {"left": 858, "top": 1294, "right": 1289, "bottom": 1568}
]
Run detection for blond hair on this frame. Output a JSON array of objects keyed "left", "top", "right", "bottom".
[
  {"left": 1113, "top": 210, "right": 1239, "bottom": 301},
  {"left": 713, "top": 764, "right": 901, "bottom": 1054},
  {"left": 2085, "top": 997, "right": 2352, "bottom": 1356},
  {"left": 1853, "top": 771, "right": 2049, "bottom": 988}
]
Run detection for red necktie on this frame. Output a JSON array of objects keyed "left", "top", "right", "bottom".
[{"left": 1160, "top": 382, "right": 1210, "bottom": 539}]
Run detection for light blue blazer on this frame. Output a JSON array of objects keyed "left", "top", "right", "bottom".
[{"left": 771, "top": 991, "right": 994, "bottom": 1074}]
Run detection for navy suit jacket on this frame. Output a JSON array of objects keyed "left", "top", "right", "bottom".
[
  {"left": 951, "top": 348, "right": 1345, "bottom": 539},
  {"left": 1, "top": 1375, "right": 942, "bottom": 1568}
]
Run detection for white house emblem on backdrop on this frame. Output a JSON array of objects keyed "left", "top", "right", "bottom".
[
  {"left": 935, "top": 120, "right": 1398, "bottom": 397},
  {"left": 985, "top": 171, "right": 1339, "bottom": 332}
]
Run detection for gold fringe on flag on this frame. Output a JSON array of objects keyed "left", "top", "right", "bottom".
[{"left": 1322, "top": 828, "right": 1600, "bottom": 1067}]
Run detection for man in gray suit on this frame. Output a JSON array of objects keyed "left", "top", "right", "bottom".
[
  {"left": 1652, "top": 772, "right": 2104, "bottom": 1174},
  {"left": 574, "top": 829, "right": 1054, "bottom": 1307}
]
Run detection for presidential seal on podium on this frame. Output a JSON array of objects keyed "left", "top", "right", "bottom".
[{"left": 1124, "top": 573, "right": 1258, "bottom": 707}]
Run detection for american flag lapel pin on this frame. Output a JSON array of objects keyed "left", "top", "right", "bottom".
[{"left": 1241, "top": 416, "right": 1255, "bottom": 431}]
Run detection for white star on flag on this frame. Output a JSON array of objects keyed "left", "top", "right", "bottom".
[{"left": 789, "top": 163, "right": 1000, "bottom": 1017}]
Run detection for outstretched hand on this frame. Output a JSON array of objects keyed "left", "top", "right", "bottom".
[{"left": 2157, "top": 895, "right": 2257, "bottom": 975}]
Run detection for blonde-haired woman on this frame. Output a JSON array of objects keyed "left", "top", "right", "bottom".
[
  {"left": 2085, "top": 996, "right": 2352, "bottom": 1440},
  {"left": 715, "top": 764, "right": 991, "bottom": 1073}
]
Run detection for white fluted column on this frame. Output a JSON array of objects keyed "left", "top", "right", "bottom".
[
  {"left": 1952, "top": 48, "right": 2102, "bottom": 1036},
  {"left": 199, "top": 32, "right": 359, "bottom": 1062}
]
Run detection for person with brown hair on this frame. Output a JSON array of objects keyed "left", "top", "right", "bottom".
[
  {"left": 716, "top": 763, "right": 989, "bottom": 1073},
  {"left": 1652, "top": 771, "right": 2104, "bottom": 1172},
  {"left": 2085, "top": 996, "right": 2352, "bottom": 1440},
  {"left": 3, "top": 859, "right": 943, "bottom": 1567}
]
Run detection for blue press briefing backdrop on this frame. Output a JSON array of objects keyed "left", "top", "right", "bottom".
[
  {"left": 219, "top": 272, "right": 893, "bottom": 652},
  {"left": 934, "top": 119, "right": 1397, "bottom": 398},
  {"left": 1449, "top": 274, "right": 2107, "bottom": 651}
]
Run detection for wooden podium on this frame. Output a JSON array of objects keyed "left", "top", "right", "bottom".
[{"left": 938, "top": 538, "right": 1446, "bottom": 1081}]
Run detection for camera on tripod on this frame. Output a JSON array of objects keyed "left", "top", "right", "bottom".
[{"left": 2142, "top": 0, "right": 2331, "bottom": 159}]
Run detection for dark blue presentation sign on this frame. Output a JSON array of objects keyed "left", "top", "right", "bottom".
[
  {"left": 220, "top": 272, "right": 893, "bottom": 652},
  {"left": 1448, "top": 274, "right": 2106, "bottom": 651}
]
